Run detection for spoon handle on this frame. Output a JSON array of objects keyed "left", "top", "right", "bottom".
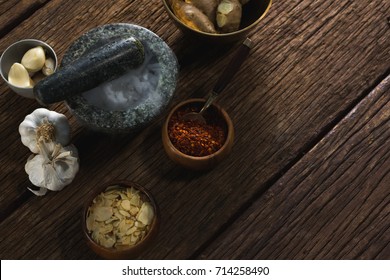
[
  {"left": 199, "top": 90, "right": 219, "bottom": 114},
  {"left": 212, "top": 37, "right": 254, "bottom": 95}
]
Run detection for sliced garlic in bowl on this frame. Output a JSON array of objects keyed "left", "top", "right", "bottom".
[{"left": 82, "top": 181, "right": 160, "bottom": 259}]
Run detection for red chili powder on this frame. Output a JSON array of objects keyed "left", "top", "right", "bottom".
[{"left": 168, "top": 103, "right": 227, "bottom": 157}]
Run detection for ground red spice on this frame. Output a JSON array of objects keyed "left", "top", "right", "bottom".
[{"left": 168, "top": 103, "right": 227, "bottom": 157}]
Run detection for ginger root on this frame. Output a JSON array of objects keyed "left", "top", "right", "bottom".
[
  {"left": 185, "top": 0, "right": 219, "bottom": 24},
  {"left": 172, "top": 0, "right": 217, "bottom": 33},
  {"left": 170, "top": 0, "right": 252, "bottom": 34},
  {"left": 216, "top": 0, "right": 242, "bottom": 33}
]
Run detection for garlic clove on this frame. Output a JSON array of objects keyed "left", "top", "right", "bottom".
[
  {"left": 42, "top": 57, "right": 55, "bottom": 76},
  {"left": 21, "top": 46, "right": 46, "bottom": 73},
  {"left": 25, "top": 154, "right": 46, "bottom": 187},
  {"left": 8, "top": 63, "right": 34, "bottom": 88}
]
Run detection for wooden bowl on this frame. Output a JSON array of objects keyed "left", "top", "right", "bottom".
[
  {"left": 161, "top": 0, "right": 272, "bottom": 43},
  {"left": 162, "top": 98, "right": 234, "bottom": 170},
  {"left": 82, "top": 181, "right": 160, "bottom": 259}
]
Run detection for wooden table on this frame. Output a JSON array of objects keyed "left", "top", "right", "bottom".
[{"left": 0, "top": 0, "right": 389, "bottom": 260}]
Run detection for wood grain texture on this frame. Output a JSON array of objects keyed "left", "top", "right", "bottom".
[
  {"left": 0, "top": 0, "right": 51, "bottom": 37},
  {"left": 200, "top": 76, "right": 390, "bottom": 259},
  {"left": 0, "top": 0, "right": 389, "bottom": 259}
]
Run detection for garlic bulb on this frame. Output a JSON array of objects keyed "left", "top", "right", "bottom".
[
  {"left": 21, "top": 46, "right": 46, "bottom": 73},
  {"left": 19, "top": 108, "right": 70, "bottom": 153},
  {"left": 8, "top": 63, "right": 34, "bottom": 88},
  {"left": 25, "top": 138, "right": 79, "bottom": 196}
]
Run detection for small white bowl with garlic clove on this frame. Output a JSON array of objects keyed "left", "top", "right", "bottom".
[{"left": 0, "top": 39, "right": 57, "bottom": 99}]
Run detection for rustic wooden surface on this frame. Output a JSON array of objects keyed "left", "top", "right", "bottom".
[
  {"left": 200, "top": 76, "right": 390, "bottom": 259},
  {"left": 0, "top": 0, "right": 389, "bottom": 259},
  {"left": 0, "top": 0, "right": 51, "bottom": 37}
]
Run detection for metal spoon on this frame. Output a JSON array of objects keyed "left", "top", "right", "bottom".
[{"left": 182, "top": 37, "right": 254, "bottom": 124}]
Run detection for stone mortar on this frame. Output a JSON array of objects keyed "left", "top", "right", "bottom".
[{"left": 63, "top": 23, "right": 179, "bottom": 133}]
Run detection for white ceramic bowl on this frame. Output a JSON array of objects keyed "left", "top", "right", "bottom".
[{"left": 0, "top": 39, "right": 57, "bottom": 99}]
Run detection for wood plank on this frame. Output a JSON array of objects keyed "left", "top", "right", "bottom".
[
  {"left": 200, "top": 76, "right": 390, "bottom": 259},
  {"left": 0, "top": 0, "right": 389, "bottom": 259},
  {"left": 0, "top": 0, "right": 51, "bottom": 37}
]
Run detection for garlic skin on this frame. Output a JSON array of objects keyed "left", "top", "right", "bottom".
[
  {"left": 8, "top": 63, "right": 34, "bottom": 88},
  {"left": 21, "top": 46, "right": 46, "bottom": 73},
  {"left": 19, "top": 108, "right": 70, "bottom": 153},
  {"left": 25, "top": 139, "right": 79, "bottom": 196}
]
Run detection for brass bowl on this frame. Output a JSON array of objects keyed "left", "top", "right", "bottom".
[
  {"left": 161, "top": 0, "right": 272, "bottom": 43},
  {"left": 82, "top": 181, "right": 160, "bottom": 259},
  {"left": 162, "top": 98, "right": 234, "bottom": 170}
]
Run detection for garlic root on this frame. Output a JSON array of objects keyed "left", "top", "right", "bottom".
[{"left": 19, "top": 108, "right": 71, "bottom": 153}]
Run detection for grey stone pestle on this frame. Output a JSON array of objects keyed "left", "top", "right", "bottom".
[{"left": 34, "top": 36, "right": 145, "bottom": 105}]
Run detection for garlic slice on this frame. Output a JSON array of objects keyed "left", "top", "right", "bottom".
[
  {"left": 8, "top": 63, "right": 33, "bottom": 88},
  {"left": 94, "top": 207, "right": 113, "bottom": 222},
  {"left": 136, "top": 202, "right": 154, "bottom": 225},
  {"left": 21, "top": 46, "right": 46, "bottom": 73}
]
